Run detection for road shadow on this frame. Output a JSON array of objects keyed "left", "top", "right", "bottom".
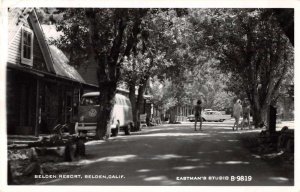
[{"left": 41, "top": 123, "right": 293, "bottom": 186}]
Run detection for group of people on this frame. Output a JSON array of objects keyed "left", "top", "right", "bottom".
[
  {"left": 232, "top": 99, "right": 251, "bottom": 131},
  {"left": 193, "top": 98, "right": 251, "bottom": 131}
]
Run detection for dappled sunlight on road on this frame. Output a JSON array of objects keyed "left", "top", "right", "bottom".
[
  {"left": 215, "top": 161, "right": 250, "bottom": 165},
  {"left": 252, "top": 154, "right": 262, "bottom": 159},
  {"left": 172, "top": 165, "right": 206, "bottom": 170},
  {"left": 263, "top": 151, "right": 284, "bottom": 158},
  {"left": 219, "top": 129, "right": 262, "bottom": 134},
  {"left": 43, "top": 121, "right": 294, "bottom": 186},
  {"left": 201, "top": 124, "right": 234, "bottom": 129},
  {"left": 198, "top": 151, "right": 220, "bottom": 154},
  {"left": 151, "top": 154, "right": 187, "bottom": 160},
  {"left": 55, "top": 154, "right": 137, "bottom": 166},
  {"left": 142, "top": 127, "right": 180, "bottom": 133},
  {"left": 143, "top": 175, "right": 180, "bottom": 185},
  {"left": 96, "top": 154, "right": 137, "bottom": 162},
  {"left": 136, "top": 132, "right": 209, "bottom": 137},
  {"left": 186, "top": 158, "right": 202, "bottom": 162},
  {"left": 85, "top": 140, "right": 106, "bottom": 146},
  {"left": 268, "top": 177, "right": 290, "bottom": 183}
]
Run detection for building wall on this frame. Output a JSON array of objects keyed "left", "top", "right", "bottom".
[
  {"left": 6, "top": 9, "right": 84, "bottom": 136},
  {"left": 6, "top": 68, "right": 84, "bottom": 136},
  {"left": 6, "top": 70, "right": 37, "bottom": 135},
  {"left": 8, "top": 16, "right": 48, "bottom": 72},
  {"left": 166, "top": 105, "right": 194, "bottom": 122},
  {"left": 39, "top": 80, "right": 81, "bottom": 134},
  {"left": 7, "top": 25, "right": 22, "bottom": 65}
]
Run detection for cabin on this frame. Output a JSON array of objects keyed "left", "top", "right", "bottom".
[
  {"left": 6, "top": 8, "right": 95, "bottom": 136},
  {"left": 41, "top": 24, "right": 154, "bottom": 120}
]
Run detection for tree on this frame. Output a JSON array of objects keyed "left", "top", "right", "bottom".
[
  {"left": 143, "top": 9, "right": 233, "bottom": 122},
  {"left": 189, "top": 9, "right": 294, "bottom": 127},
  {"left": 149, "top": 77, "right": 178, "bottom": 118},
  {"left": 50, "top": 8, "right": 195, "bottom": 133},
  {"left": 270, "top": 9, "right": 294, "bottom": 46},
  {"left": 121, "top": 9, "right": 191, "bottom": 130},
  {"left": 148, "top": 9, "right": 210, "bottom": 119},
  {"left": 51, "top": 8, "right": 135, "bottom": 139}
]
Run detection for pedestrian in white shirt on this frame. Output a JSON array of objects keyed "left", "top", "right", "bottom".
[{"left": 232, "top": 99, "right": 243, "bottom": 131}]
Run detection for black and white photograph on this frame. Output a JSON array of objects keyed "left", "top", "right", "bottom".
[{"left": 0, "top": 0, "right": 298, "bottom": 191}]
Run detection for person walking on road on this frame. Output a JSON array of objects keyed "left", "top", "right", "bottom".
[
  {"left": 232, "top": 99, "right": 243, "bottom": 131},
  {"left": 194, "top": 100, "right": 202, "bottom": 131},
  {"left": 241, "top": 100, "right": 251, "bottom": 130}
]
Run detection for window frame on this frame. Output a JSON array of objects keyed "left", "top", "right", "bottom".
[{"left": 21, "top": 26, "right": 34, "bottom": 66}]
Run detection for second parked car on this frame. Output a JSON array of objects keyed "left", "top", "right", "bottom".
[{"left": 187, "top": 111, "right": 231, "bottom": 122}]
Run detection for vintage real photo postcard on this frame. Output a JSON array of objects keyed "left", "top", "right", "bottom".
[{"left": 0, "top": 0, "right": 299, "bottom": 192}]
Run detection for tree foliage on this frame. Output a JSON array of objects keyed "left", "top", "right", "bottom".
[
  {"left": 121, "top": 9, "right": 196, "bottom": 129},
  {"left": 189, "top": 9, "right": 294, "bottom": 126},
  {"left": 49, "top": 8, "right": 146, "bottom": 139},
  {"left": 44, "top": 8, "right": 293, "bottom": 130}
]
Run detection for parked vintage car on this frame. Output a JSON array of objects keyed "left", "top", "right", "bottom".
[
  {"left": 187, "top": 111, "right": 231, "bottom": 122},
  {"left": 75, "top": 92, "right": 133, "bottom": 137}
]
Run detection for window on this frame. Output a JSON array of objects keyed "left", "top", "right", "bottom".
[
  {"left": 116, "top": 98, "right": 121, "bottom": 105},
  {"left": 125, "top": 99, "right": 131, "bottom": 107},
  {"left": 21, "top": 27, "right": 34, "bottom": 66},
  {"left": 80, "top": 96, "right": 99, "bottom": 106},
  {"left": 121, "top": 98, "right": 126, "bottom": 106}
]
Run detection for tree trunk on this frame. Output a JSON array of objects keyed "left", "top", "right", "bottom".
[
  {"left": 169, "top": 107, "right": 177, "bottom": 123},
  {"left": 134, "top": 78, "right": 148, "bottom": 131},
  {"left": 252, "top": 96, "right": 269, "bottom": 128},
  {"left": 85, "top": 9, "right": 127, "bottom": 140},
  {"left": 95, "top": 81, "right": 117, "bottom": 139},
  {"left": 128, "top": 81, "right": 138, "bottom": 130},
  {"left": 121, "top": 10, "right": 146, "bottom": 131},
  {"left": 132, "top": 55, "right": 153, "bottom": 130}
]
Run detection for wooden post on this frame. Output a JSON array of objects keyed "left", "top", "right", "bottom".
[
  {"left": 34, "top": 79, "right": 40, "bottom": 137},
  {"left": 268, "top": 105, "right": 277, "bottom": 133},
  {"left": 185, "top": 106, "right": 187, "bottom": 116}
]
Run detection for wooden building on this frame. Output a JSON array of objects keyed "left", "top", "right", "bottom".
[
  {"left": 41, "top": 23, "right": 153, "bottom": 123},
  {"left": 6, "top": 8, "right": 95, "bottom": 136}
]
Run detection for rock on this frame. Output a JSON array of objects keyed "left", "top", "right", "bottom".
[
  {"left": 64, "top": 144, "right": 76, "bottom": 162},
  {"left": 281, "top": 126, "right": 289, "bottom": 132},
  {"left": 8, "top": 161, "right": 15, "bottom": 185},
  {"left": 286, "top": 139, "right": 294, "bottom": 153},
  {"left": 75, "top": 139, "right": 85, "bottom": 157},
  {"left": 23, "top": 162, "right": 43, "bottom": 176}
]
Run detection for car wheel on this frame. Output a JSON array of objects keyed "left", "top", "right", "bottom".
[
  {"left": 111, "top": 122, "right": 120, "bottom": 137},
  {"left": 124, "top": 122, "right": 132, "bottom": 135}
]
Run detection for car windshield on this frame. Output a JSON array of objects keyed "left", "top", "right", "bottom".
[{"left": 80, "top": 96, "right": 99, "bottom": 106}]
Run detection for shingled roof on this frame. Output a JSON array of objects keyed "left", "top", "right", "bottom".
[
  {"left": 41, "top": 24, "right": 86, "bottom": 83},
  {"left": 49, "top": 45, "right": 85, "bottom": 83}
]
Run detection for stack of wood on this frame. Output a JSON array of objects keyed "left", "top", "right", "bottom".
[{"left": 7, "top": 126, "right": 86, "bottom": 184}]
